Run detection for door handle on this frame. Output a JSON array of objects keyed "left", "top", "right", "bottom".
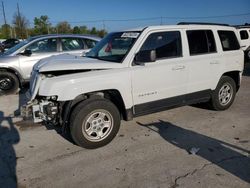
[
  {"left": 172, "top": 65, "right": 185, "bottom": 71},
  {"left": 210, "top": 61, "right": 219, "bottom": 65}
]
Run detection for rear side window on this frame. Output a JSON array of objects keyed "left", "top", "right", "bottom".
[
  {"left": 218, "top": 31, "right": 240, "bottom": 51},
  {"left": 240, "top": 30, "right": 249, "bottom": 40},
  {"left": 84, "top": 39, "right": 98, "bottom": 49},
  {"left": 187, "top": 30, "right": 216, "bottom": 55},
  {"left": 61, "top": 38, "right": 84, "bottom": 51},
  {"left": 140, "top": 31, "right": 182, "bottom": 60}
]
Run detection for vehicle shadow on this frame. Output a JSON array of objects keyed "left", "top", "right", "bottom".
[
  {"left": 137, "top": 120, "right": 250, "bottom": 183},
  {"left": 44, "top": 123, "right": 75, "bottom": 145},
  {"left": 243, "top": 61, "right": 250, "bottom": 76},
  {"left": 14, "top": 87, "right": 29, "bottom": 117},
  {"left": 0, "top": 111, "right": 20, "bottom": 188}
]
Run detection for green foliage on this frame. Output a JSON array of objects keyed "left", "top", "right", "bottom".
[
  {"left": 12, "top": 12, "right": 29, "bottom": 39},
  {"left": 1, "top": 14, "right": 107, "bottom": 39},
  {"left": 33, "top": 15, "right": 51, "bottom": 35},
  {"left": 72, "top": 26, "right": 81, "bottom": 34},
  {"left": 0, "top": 24, "right": 11, "bottom": 38},
  {"left": 56, "top": 21, "right": 71, "bottom": 34}
]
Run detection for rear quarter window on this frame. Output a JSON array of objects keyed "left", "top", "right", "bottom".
[
  {"left": 240, "top": 30, "right": 249, "bottom": 40},
  {"left": 218, "top": 30, "right": 240, "bottom": 51}
]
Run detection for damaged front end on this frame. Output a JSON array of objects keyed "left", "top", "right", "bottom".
[
  {"left": 21, "top": 68, "right": 61, "bottom": 124},
  {"left": 21, "top": 96, "right": 59, "bottom": 124}
]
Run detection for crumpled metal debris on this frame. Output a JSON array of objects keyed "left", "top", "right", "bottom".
[{"left": 188, "top": 147, "right": 200, "bottom": 155}]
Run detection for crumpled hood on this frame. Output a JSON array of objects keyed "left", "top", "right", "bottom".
[{"left": 35, "top": 53, "right": 124, "bottom": 73}]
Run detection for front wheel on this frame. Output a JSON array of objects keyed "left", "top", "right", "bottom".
[
  {"left": 0, "top": 71, "right": 19, "bottom": 95},
  {"left": 70, "top": 98, "right": 121, "bottom": 149},
  {"left": 209, "top": 76, "right": 236, "bottom": 111}
]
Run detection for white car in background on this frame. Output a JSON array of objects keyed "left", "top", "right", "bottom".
[{"left": 236, "top": 26, "right": 250, "bottom": 61}]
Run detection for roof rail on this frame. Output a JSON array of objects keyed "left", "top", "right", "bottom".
[
  {"left": 234, "top": 25, "right": 250, "bottom": 29},
  {"left": 177, "top": 22, "right": 230, "bottom": 26}
]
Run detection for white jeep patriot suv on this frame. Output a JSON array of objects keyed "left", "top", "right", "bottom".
[
  {"left": 236, "top": 25, "right": 250, "bottom": 61},
  {"left": 24, "top": 23, "right": 244, "bottom": 149}
]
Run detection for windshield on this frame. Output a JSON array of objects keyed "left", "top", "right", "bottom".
[
  {"left": 86, "top": 31, "right": 140, "bottom": 63},
  {"left": 3, "top": 37, "right": 34, "bottom": 55}
]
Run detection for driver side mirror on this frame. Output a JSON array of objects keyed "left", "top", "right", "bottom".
[
  {"left": 135, "top": 50, "right": 156, "bottom": 65},
  {"left": 21, "top": 49, "right": 32, "bottom": 56}
]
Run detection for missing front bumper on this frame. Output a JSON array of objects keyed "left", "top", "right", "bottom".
[{"left": 21, "top": 100, "right": 58, "bottom": 123}]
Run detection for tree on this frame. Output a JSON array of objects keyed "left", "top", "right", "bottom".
[
  {"left": 12, "top": 12, "right": 29, "bottom": 39},
  {"left": 97, "top": 29, "right": 107, "bottom": 38},
  {"left": 33, "top": 15, "right": 51, "bottom": 35},
  {"left": 0, "top": 24, "right": 11, "bottom": 39},
  {"left": 79, "top": 26, "right": 88, "bottom": 34},
  {"left": 90, "top": 27, "right": 97, "bottom": 35},
  {"left": 72, "top": 26, "right": 80, "bottom": 34},
  {"left": 56, "top": 21, "right": 71, "bottom": 34}
]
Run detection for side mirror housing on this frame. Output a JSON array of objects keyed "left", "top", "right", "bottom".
[
  {"left": 135, "top": 50, "right": 156, "bottom": 65},
  {"left": 21, "top": 49, "right": 32, "bottom": 56}
]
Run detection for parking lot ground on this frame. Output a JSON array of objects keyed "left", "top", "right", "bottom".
[{"left": 0, "top": 63, "right": 250, "bottom": 188}]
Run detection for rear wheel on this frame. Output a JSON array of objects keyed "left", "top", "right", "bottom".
[
  {"left": 247, "top": 50, "right": 250, "bottom": 61},
  {"left": 0, "top": 71, "right": 19, "bottom": 95},
  {"left": 209, "top": 76, "right": 236, "bottom": 111},
  {"left": 70, "top": 98, "right": 121, "bottom": 149}
]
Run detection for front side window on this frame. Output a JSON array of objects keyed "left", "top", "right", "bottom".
[
  {"left": 140, "top": 31, "right": 182, "bottom": 60},
  {"left": 61, "top": 38, "right": 84, "bottom": 51},
  {"left": 240, "top": 30, "right": 249, "bottom": 40},
  {"left": 86, "top": 32, "right": 140, "bottom": 63},
  {"left": 218, "top": 30, "right": 240, "bottom": 51},
  {"left": 26, "top": 38, "right": 57, "bottom": 53},
  {"left": 187, "top": 30, "right": 216, "bottom": 55}
]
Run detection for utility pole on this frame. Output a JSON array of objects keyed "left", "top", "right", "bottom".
[
  {"left": 2, "top": 1, "right": 7, "bottom": 25},
  {"left": 102, "top": 20, "right": 106, "bottom": 31},
  {"left": 17, "top": 2, "right": 22, "bottom": 38}
]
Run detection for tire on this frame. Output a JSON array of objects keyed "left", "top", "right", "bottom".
[
  {"left": 0, "top": 71, "right": 19, "bottom": 95},
  {"left": 246, "top": 50, "right": 250, "bottom": 61},
  {"left": 209, "top": 76, "right": 236, "bottom": 111},
  {"left": 70, "top": 98, "right": 121, "bottom": 149}
]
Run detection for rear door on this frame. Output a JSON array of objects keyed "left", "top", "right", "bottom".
[
  {"left": 59, "top": 37, "right": 87, "bottom": 56},
  {"left": 185, "top": 29, "right": 220, "bottom": 95}
]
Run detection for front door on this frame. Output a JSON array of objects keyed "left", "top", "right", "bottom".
[
  {"left": 19, "top": 38, "right": 59, "bottom": 79},
  {"left": 131, "top": 30, "right": 188, "bottom": 115}
]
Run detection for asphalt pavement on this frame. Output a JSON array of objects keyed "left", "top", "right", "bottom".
[{"left": 0, "top": 63, "right": 249, "bottom": 188}]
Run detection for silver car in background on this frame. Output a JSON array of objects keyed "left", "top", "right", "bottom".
[{"left": 0, "top": 34, "right": 101, "bottom": 95}]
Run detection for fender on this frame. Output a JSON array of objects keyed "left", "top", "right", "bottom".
[{"left": 38, "top": 68, "right": 134, "bottom": 109}]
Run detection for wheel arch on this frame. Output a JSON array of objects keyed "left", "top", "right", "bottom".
[
  {"left": 0, "top": 67, "right": 25, "bottom": 86},
  {"left": 221, "top": 71, "right": 241, "bottom": 92},
  {"left": 61, "top": 89, "right": 131, "bottom": 129}
]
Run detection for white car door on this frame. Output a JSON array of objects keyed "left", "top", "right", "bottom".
[
  {"left": 131, "top": 30, "right": 188, "bottom": 115},
  {"left": 19, "top": 38, "right": 59, "bottom": 79},
  {"left": 185, "top": 29, "right": 221, "bottom": 94},
  {"left": 238, "top": 29, "right": 250, "bottom": 51}
]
